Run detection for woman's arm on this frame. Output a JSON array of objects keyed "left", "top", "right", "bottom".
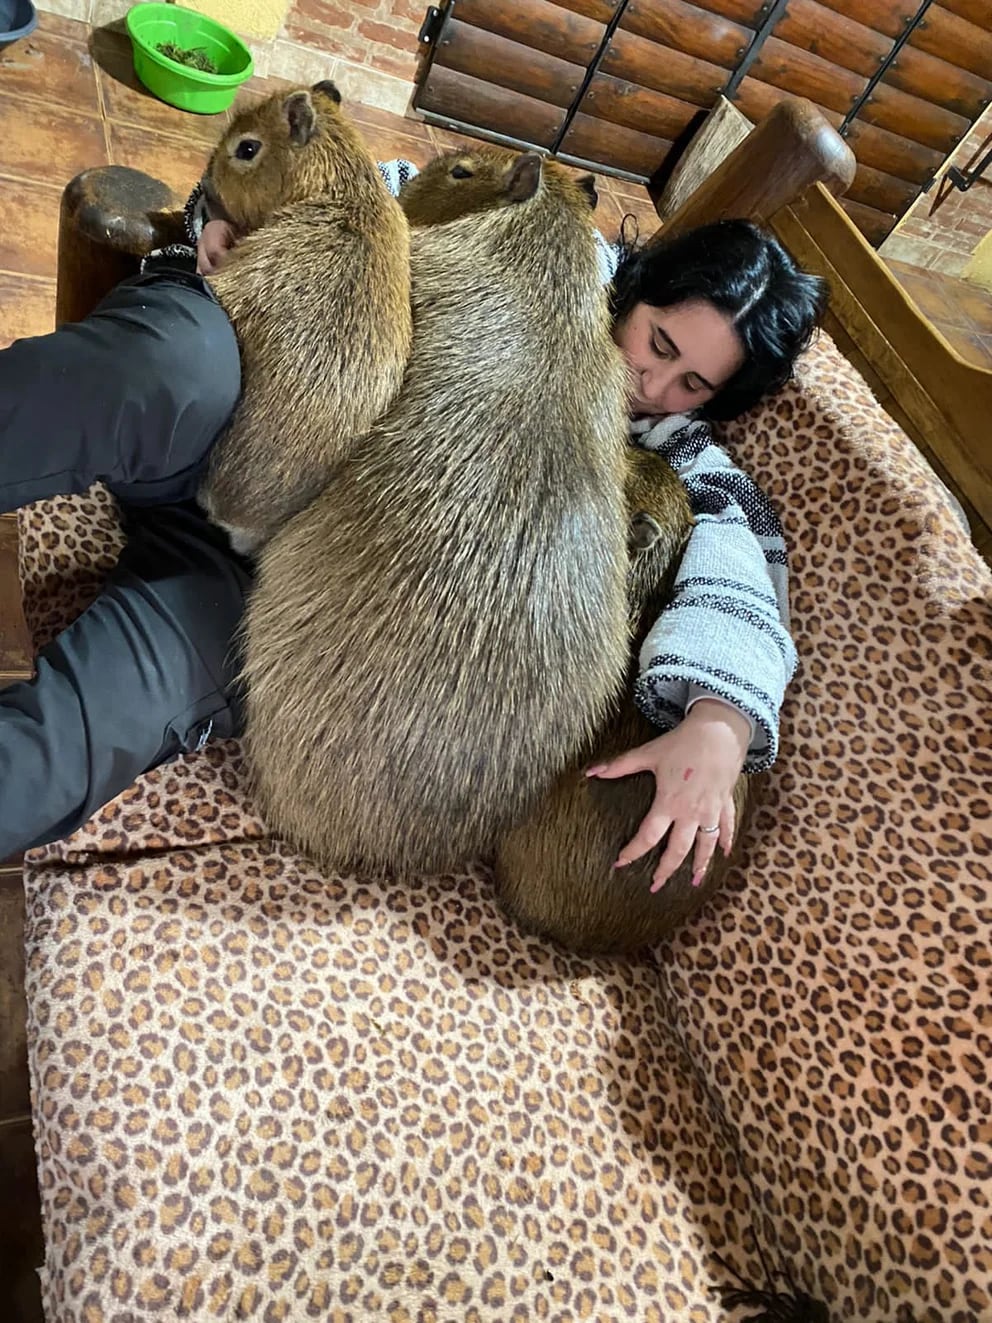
[{"left": 590, "top": 417, "right": 797, "bottom": 888}]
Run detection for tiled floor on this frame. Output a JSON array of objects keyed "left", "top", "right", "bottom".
[
  {"left": 885, "top": 257, "right": 992, "bottom": 369},
  {"left": 0, "top": 9, "right": 660, "bottom": 352}
]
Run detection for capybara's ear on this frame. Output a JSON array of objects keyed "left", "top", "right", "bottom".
[
  {"left": 312, "top": 79, "right": 341, "bottom": 105},
  {"left": 577, "top": 174, "right": 598, "bottom": 209},
  {"left": 506, "top": 152, "right": 543, "bottom": 203},
  {"left": 284, "top": 90, "right": 317, "bottom": 145},
  {"left": 628, "top": 512, "right": 662, "bottom": 553}
]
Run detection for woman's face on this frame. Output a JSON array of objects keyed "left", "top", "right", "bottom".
[{"left": 613, "top": 299, "right": 746, "bottom": 417}]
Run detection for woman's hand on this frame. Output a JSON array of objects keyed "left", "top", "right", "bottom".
[
  {"left": 197, "top": 219, "right": 238, "bottom": 275},
  {"left": 586, "top": 698, "right": 751, "bottom": 892}
]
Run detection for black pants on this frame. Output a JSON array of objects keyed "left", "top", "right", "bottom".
[{"left": 0, "top": 271, "right": 248, "bottom": 857}]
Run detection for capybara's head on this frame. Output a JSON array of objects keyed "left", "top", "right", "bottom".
[
  {"left": 399, "top": 147, "right": 599, "bottom": 228},
  {"left": 623, "top": 448, "right": 694, "bottom": 631},
  {"left": 204, "top": 81, "right": 364, "bottom": 233}
]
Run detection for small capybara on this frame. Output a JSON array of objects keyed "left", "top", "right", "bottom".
[
  {"left": 243, "top": 149, "right": 631, "bottom": 875},
  {"left": 494, "top": 447, "right": 754, "bottom": 956},
  {"left": 198, "top": 81, "right": 411, "bottom": 551}
]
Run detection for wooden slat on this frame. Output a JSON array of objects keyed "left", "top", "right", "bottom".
[
  {"left": 845, "top": 161, "right": 920, "bottom": 216},
  {"left": 582, "top": 73, "right": 701, "bottom": 142},
  {"left": 435, "top": 20, "right": 584, "bottom": 110},
  {"left": 734, "top": 76, "right": 844, "bottom": 130},
  {"left": 810, "top": 0, "right": 918, "bottom": 39},
  {"left": 844, "top": 118, "right": 945, "bottom": 186},
  {"left": 687, "top": 0, "right": 765, "bottom": 24},
  {"left": 910, "top": 5, "right": 992, "bottom": 79},
  {"left": 774, "top": 0, "right": 890, "bottom": 79},
  {"left": 839, "top": 196, "right": 896, "bottom": 244},
  {"left": 621, "top": 0, "right": 751, "bottom": 69},
  {"left": 558, "top": 111, "right": 672, "bottom": 177},
  {"left": 451, "top": 0, "right": 606, "bottom": 65},
  {"left": 417, "top": 65, "right": 566, "bottom": 147},
  {"left": 861, "top": 80, "right": 970, "bottom": 153},
  {"left": 885, "top": 41, "right": 992, "bottom": 120},
  {"left": 937, "top": 0, "right": 992, "bottom": 29},
  {"left": 603, "top": 29, "right": 730, "bottom": 109},
  {"left": 749, "top": 37, "right": 865, "bottom": 116},
  {"left": 770, "top": 183, "right": 992, "bottom": 532},
  {"left": 550, "top": 0, "right": 620, "bottom": 20}
]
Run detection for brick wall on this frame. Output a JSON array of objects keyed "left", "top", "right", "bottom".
[
  {"left": 285, "top": 0, "right": 423, "bottom": 81},
  {"left": 881, "top": 106, "right": 992, "bottom": 275}
]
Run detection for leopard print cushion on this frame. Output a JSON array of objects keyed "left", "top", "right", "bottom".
[{"left": 19, "top": 332, "right": 992, "bottom": 1322}]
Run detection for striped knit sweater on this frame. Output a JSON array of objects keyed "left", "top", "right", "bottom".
[{"left": 163, "top": 158, "right": 796, "bottom": 773}]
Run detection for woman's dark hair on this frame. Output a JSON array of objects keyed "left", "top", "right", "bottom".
[{"left": 610, "top": 218, "right": 828, "bottom": 421}]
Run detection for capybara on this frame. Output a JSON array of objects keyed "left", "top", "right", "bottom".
[
  {"left": 494, "top": 447, "right": 754, "bottom": 955},
  {"left": 243, "top": 149, "right": 631, "bottom": 875},
  {"left": 198, "top": 81, "right": 411, "bottom": 551}
]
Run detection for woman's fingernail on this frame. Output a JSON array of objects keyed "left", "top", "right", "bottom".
[
  {"left": 586, "top": 765, "right": 605, "bottom": 778},
  {"left": 691, "top": 870, "right": 703, "bottom": 888},
  {"left": 613, "top": 857, "right": 626, "bottom": 869},
  {"left": 650, "top": 877, "right": 665, "bottom": 893}
]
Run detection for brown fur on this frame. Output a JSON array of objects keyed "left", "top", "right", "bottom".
[
  {"left": 398, "top": 147, "right": 599, "bottom": 229},
  {"left": 494, "top": 447, "right": 754, "bottom": 956},
  {"left": 243, "top": 150, "right": 631, "bottom": 875},
  {"left": 198, "top": 82, "right": 411, "bottom": 551}
]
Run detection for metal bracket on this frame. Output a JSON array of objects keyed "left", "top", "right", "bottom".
[
  {"left": 945, "top": 143, "right": 992, "bottom": 192},
  {"left": 417, "top": 4, "right": 445, "bottom": 47}
]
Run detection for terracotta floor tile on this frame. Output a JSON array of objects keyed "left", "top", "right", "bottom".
[
  {"left": 0, "top": 92, "right": 106, "bottom": 188},
  {"left": 610, "top": 190, "right": 663, "bottom": 244},
  {"left": 106, "top": 121, "right": 211, "bottom": 200},
  {"left": 93, "top": 28, "right": 229, "bottom": 146},
  {"left": 358, "top": 121, "right": 437, "bottom": 170},
  {"left": 0, "top": 175, "right": 62, "bottom": 281},
  {"left": 947, "top": 275, "right": 992, "bottom": 333},
  {"left": 0, "top": 275, "right": 56, "bottom": 349},
  {"left": 426, "top": 123, "right": 489, "bottom": 155},
  {"left": 349, "top": 101, "right": 432, "bottom": 142},
  {"left": 890, "top": 270, "right": 970, "bottom": 328},
  {"left": 34, "top": 9, "right": 90, "bottom": 44},
  {"left": 0, "top": 28, "right": 100, "bottom": 118}
]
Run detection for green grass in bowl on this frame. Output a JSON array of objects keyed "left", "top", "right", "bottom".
[{"left": 155, "top": 40, "right": 219, "bottom": 73}]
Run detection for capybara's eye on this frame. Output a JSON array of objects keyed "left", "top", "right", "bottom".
[
  {"left": 235, "top": 138, "right": 263, "bottom": 161},
  {"left": 450, "top": 165, "right": 473, "bottom": 180}
]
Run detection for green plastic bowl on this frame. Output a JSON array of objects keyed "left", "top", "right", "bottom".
[{"left": 126, "top": 3, "right": 253, "bottom": 115}]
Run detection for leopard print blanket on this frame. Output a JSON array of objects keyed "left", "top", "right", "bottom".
[{"left": 18, "top": 332, "right": 991, "bottom": 1323}]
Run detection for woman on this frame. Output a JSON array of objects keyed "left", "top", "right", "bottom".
[{"left": 0, "top": 169, "right": 824, "bottom": 880}]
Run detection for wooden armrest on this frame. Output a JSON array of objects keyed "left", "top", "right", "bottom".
[
  {"left": 654, "top": 97, "right": 856, "bottom": 241},
  {"left": 56, "top": 166, "right": 184, "bottom": 325}
]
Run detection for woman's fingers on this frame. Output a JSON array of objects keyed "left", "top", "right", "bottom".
[
  {"left": 614, "top": 807, "right": 672, "bottom": 869},
  {"left": 650, "top": 820, "right": 699, "bottom": 893},
  {"left": 586, "top": 748, "right": 649, "bottom": 780}
]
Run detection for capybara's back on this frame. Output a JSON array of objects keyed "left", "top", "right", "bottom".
[
  {"left": 494, "top": 448, "right": 754, "bottom": 955},
  {"left": 244, "top": 152, "right": 631, "bottom": 874},
  {"left": 199, "top": 81, "right": 411, "bottom": 551}
]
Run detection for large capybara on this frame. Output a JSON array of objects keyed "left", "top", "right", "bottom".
[
  {"left": 243, "top": 149, "right": 631, "bottom": 875},
  {"left": 494, "top": 447, "right": 754, "bottom": 956},
  {"left": 197, "top": 81, "right": 411, "bottom": 551}
]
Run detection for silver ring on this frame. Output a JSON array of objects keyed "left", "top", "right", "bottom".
[{"left": 697, "top": 824, "right": 719, "bottom": 834}]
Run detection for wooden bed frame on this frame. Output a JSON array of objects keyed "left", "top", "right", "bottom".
[
  {"left": 55, "top": 96, "right": 992, "bottom": 560},
  {"left": 655, "top": 99, "right": 992, "bottom": 560}
]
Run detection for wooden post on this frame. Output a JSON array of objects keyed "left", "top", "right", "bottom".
[
  {"left": 654, "top": 97, "right": 856, "bottom": 240},
  {"left": 56, "top": 166, "right": 184, "bottom": 325}
]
